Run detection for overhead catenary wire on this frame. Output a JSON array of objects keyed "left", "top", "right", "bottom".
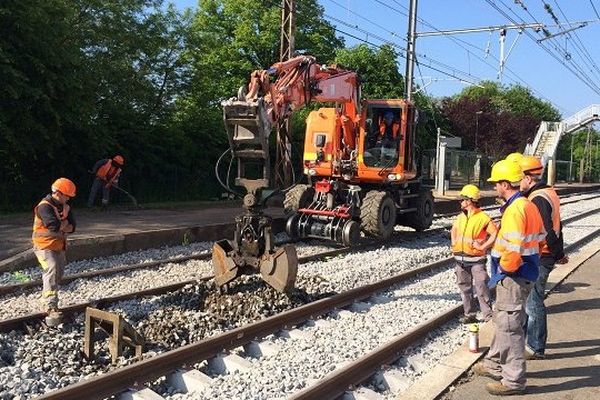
[
  {"left": 591, "top": 0, "right": 600, "bottom": 19},
  {"left": 485, "top": 0, "right": 600, "bottom": 96}
]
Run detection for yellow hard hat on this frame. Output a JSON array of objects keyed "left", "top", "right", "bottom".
[
  {"left": 459, "top": 184, "right": 481, "bottom": 201},
  {"left": 487, "top": 159, "right": 524, "bottom": 184},
  {"left": 519, "top": 155, "right": 544, "bottom": 175},
  {"left": 505, "top": 152, "right": 524, "bottom": 163}
]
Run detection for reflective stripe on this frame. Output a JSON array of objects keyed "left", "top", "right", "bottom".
[
  {"left": 453, "top": 254, "right": 486, "bottom": 262},
  {"left": 491, "top": 249, "right": 502, "bottom": 258},
  {"left": 42, "top": 290, "right": 56, "bottom": 298},
  {"left": 522, "top": 247, "right": 540, "bottom": 256},
  {"left": 495, "top": 237, "right": 522, "bottom": 252},
  {"left": 453, "top": 236, "right": 475, "bottom": 245}
]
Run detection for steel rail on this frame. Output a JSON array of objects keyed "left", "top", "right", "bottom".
[
  {"left": 3, "top": 190, "right": 596, "bottom": 295},
  {"left": 0, "top": 253, "right": 211, "bottom": 296},
  {"left": 290, "top": 305, "right": 462, "bottom": 399},
  {"left": 2, "top": 205, "right": 597, "bottom": 333},
  {"left": 288, "top": 225, "right": 600, "bottom": 400},
  {"left": 35, "top": 257, "right": 456, "bottom": 400}
]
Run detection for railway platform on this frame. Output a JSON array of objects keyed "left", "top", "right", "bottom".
[
  {"left": 1, "top": 183, "right": 598, "bottom": 273},
  {"left": 400, "top": 235, "right": 600, "bottom": 400}
]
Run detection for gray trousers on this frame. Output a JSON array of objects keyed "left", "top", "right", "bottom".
[
  {"left": 484, "top": 276, "right": 532, "bottom": 390},
  {"left": 455, "top": 262, "right": 493, "bottom": 321},
  {"left": 87, "top": 178, "right": 110, "bottom": 207},
  {"left": 34, "top": 249, "right": 67, "bottom": 309}
]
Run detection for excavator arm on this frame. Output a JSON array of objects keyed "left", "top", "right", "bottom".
[{"left": 213, "top": 55, "right": 359, "bottom": 293}]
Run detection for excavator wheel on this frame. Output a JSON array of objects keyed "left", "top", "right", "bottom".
[
  {"left": 404, "top": 190, "right": 434, "bottom": 232},
  {"left": 259, "top": 244, "right": 298, "bottom": 293},
  {"left": 360, "top": 191, "right": 397, "bottom": 239},
  {"left": 283, "top": 184, "right": 315, "bottom": 215},
  {"left": 341, "top": 220, "right": 360, "bottom": 246},
  {"left": 285, "top": 213, "right": 301, "bottom": 240}
]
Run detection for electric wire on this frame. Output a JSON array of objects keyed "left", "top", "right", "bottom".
[
  {"left": 485, "top": 0, "right": 600, "bottom": 96},
  {"left": 496, "top": 0, "right": 600, "bottom": 92},
  {"left": 591, "top": 0, "right": 600, "bottom": 19}
]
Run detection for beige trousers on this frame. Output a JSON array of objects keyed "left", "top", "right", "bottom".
[
  {"left": 484, "top": 276, "right": 532, "bottom": 390},
  {"left": 34, "top": 248, "right": 67, "bottom": 309}
]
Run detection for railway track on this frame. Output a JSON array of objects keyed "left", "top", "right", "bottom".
[
  {"left": 1, "top": 199, "right": 598, "bottom": 331},
  {"left": 1, "top": 191, "right": 598, "bottom": 298},
  {"left": 32, "top": 221, "right": 600, "bottom": 400}
]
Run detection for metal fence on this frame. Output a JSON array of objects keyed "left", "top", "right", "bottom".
[{"left": 422, "top": 149, "right": 493, "bottom": 190}]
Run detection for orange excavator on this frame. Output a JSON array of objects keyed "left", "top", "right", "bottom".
[{"left": 213, "top": 54, "right": 434, "bottom": 293}]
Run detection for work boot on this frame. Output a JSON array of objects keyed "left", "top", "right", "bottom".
[
  {"left": 45, "top": 306, "right": 63, "bottom": 328},
  {"left": 472, "top": 362, "right": 502, "bottom": 381},
  {"left": 486, "top": 382, "right": 525, "bottom": 396},
  {"left": 459, "top": 314, "right": 478, "bottom": 324},
  {"left": 525, "top": 348, "right": 546, "bottom": 360}
]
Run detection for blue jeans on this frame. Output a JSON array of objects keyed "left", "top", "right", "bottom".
[
  {"left": 87, "top": 178, "right": 110, "bottom": 207},
  {"left": 524, "top": 256, "right": 554, "bottom": 354}
]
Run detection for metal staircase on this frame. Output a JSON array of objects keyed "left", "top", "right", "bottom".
[{"left": 524, "top": 104, "right": 600, "bottom": 166}]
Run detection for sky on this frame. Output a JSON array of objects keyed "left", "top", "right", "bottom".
[{"left": 171, "top": 0, "right": 600, "bottom": 117}]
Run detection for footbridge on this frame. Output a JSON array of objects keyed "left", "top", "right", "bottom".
[{"left": 524, "top": 104, "right": 600, "bottom": 184}]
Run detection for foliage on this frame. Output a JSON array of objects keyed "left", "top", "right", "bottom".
[{"left": 441, "top": 81, "right": 561, "bottom": 160}]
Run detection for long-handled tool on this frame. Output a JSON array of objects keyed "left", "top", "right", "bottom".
[{"left": 112, "top": 184, "right": 139, "bottom": 207}]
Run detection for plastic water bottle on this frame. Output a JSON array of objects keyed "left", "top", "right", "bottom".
[{"left": 469, "top": 323, "right": 479, "bottom": 353}]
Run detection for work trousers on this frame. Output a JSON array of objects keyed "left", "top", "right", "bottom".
[
  {"left": 34, "top": 248, "right": 67, "bottom": 310},
  {"left": 484, "top": 276, "right": 532, "bottom": 390},
  {"left": 525, "top": 256, "right": 554, "bottom": 355},
  {"left": 87, "top": 178, "right": 110, "bottom": 207},
  {"left": 455, "top": 262, "right": 493, "bottom": 321}
]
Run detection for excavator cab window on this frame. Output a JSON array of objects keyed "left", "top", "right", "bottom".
[{"left": 363, "top": 107, "right": 402, "bottom": 168}]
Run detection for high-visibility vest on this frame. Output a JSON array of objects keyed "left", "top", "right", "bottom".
[
  {"left": 490, "top": 196, "right": 546, "bottom": 283},
  {"left": 528, "top": 187, "right": 561, "bottom": 255},
  {"left": 451, "top": 208, "right": 497, "bottom": 264},
  {"left": 379, "top": 121, "right": 400, "bottom": 139},
  {"left": 96, "top": 160, "right": 121, "bottom": 187},
  {"left": 32, "top": 199, "right": 67, "bottom": 251}
]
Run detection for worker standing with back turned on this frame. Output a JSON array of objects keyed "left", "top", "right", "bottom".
[
  {"left": 32, "top": 178, "right": 77, "bottom": 325},
  {"left": 451, "top": 184, "right": 497, "bottom": 324},
  {"left": 472, "top": 159, "right": 545, "bottom": 396},
  {"left": 87, "top": 155, "right": 124, "bottom": 207},
  {"left": 519, "top": 155, "right": 568, "bottom": 360}
]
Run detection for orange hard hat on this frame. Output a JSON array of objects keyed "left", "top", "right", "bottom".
[
  {"left": 520, "top": 156, "right": 544, "bottom": 175},
  {"left": 113, "top": 155, "right": 124, "bottom": 166},
  {"left": 51, "top": 178, "right": 77, "bottom": 197}
]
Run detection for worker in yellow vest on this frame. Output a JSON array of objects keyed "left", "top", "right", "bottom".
[
  {"left": 519, "top": 155, "right": 568, "bottom": 360},
  {"left": 451, "top": 184, "right": 498, "bottom": 323},
  {"left": 32, "top": 178, "right": 77, "bottom": 321},
  {"left": 472, "top": 160, "right": 545, "bottom": 396}
]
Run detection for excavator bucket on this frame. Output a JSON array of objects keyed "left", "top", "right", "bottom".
[
  {"left": 260, "top": 244, "right": 298, "bottom": 293},
  {"left": 212, "top": 239, "right": 241, "bottom": 287}
]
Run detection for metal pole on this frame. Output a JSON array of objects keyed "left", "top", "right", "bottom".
[
  {"left": 569, "top": 134, "right": 574, "bottom": 181},
  {"left": 475, "top": 111, "right": 482, "bottom": 151},
  {"left": 275, "top": 0, "right": 296, "bottom": 189},
  {"left": 405, "top": 0, "right": 418, "bottom": 101}
]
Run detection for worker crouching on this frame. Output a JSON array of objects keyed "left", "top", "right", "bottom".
[
  {"left": 451, "top": 184, "right": 497, "bottom": 324},
  {"left": 32, "top": 178, "right": 77, "bottom": 323},
  {"left": 472, "top": 160, "right": 546, "bottom": 396}
]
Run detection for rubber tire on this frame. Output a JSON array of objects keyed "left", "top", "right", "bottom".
[
  {"left": 284, "top": 184, "right": 314, "bottom": 215},
  {"left": 360, "top": 191, "right": 397, "bottom": 239},
  {"left": 405, "top": 191, "right": 434, "bottom": 232}
]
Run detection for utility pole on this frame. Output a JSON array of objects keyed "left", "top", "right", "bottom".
[
  {"left": 404, "top": 0, "right": 418, "bottom": 101},
  {"left": 275, "top": 0, "right": 296, "bottom": 189}
]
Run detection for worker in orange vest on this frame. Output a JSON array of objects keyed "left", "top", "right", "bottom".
[
  {"left": 451, "top": 184, "right": 498, "bottom": 324},
  {"left": 32, "top": 178, "right": 77, "bottom": 320},
  {"left": 519, "top": 155, "right": 568, "bottom": 360},
  {"left": 87, "top": 155, "right": 124, "bottom": 207}
]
